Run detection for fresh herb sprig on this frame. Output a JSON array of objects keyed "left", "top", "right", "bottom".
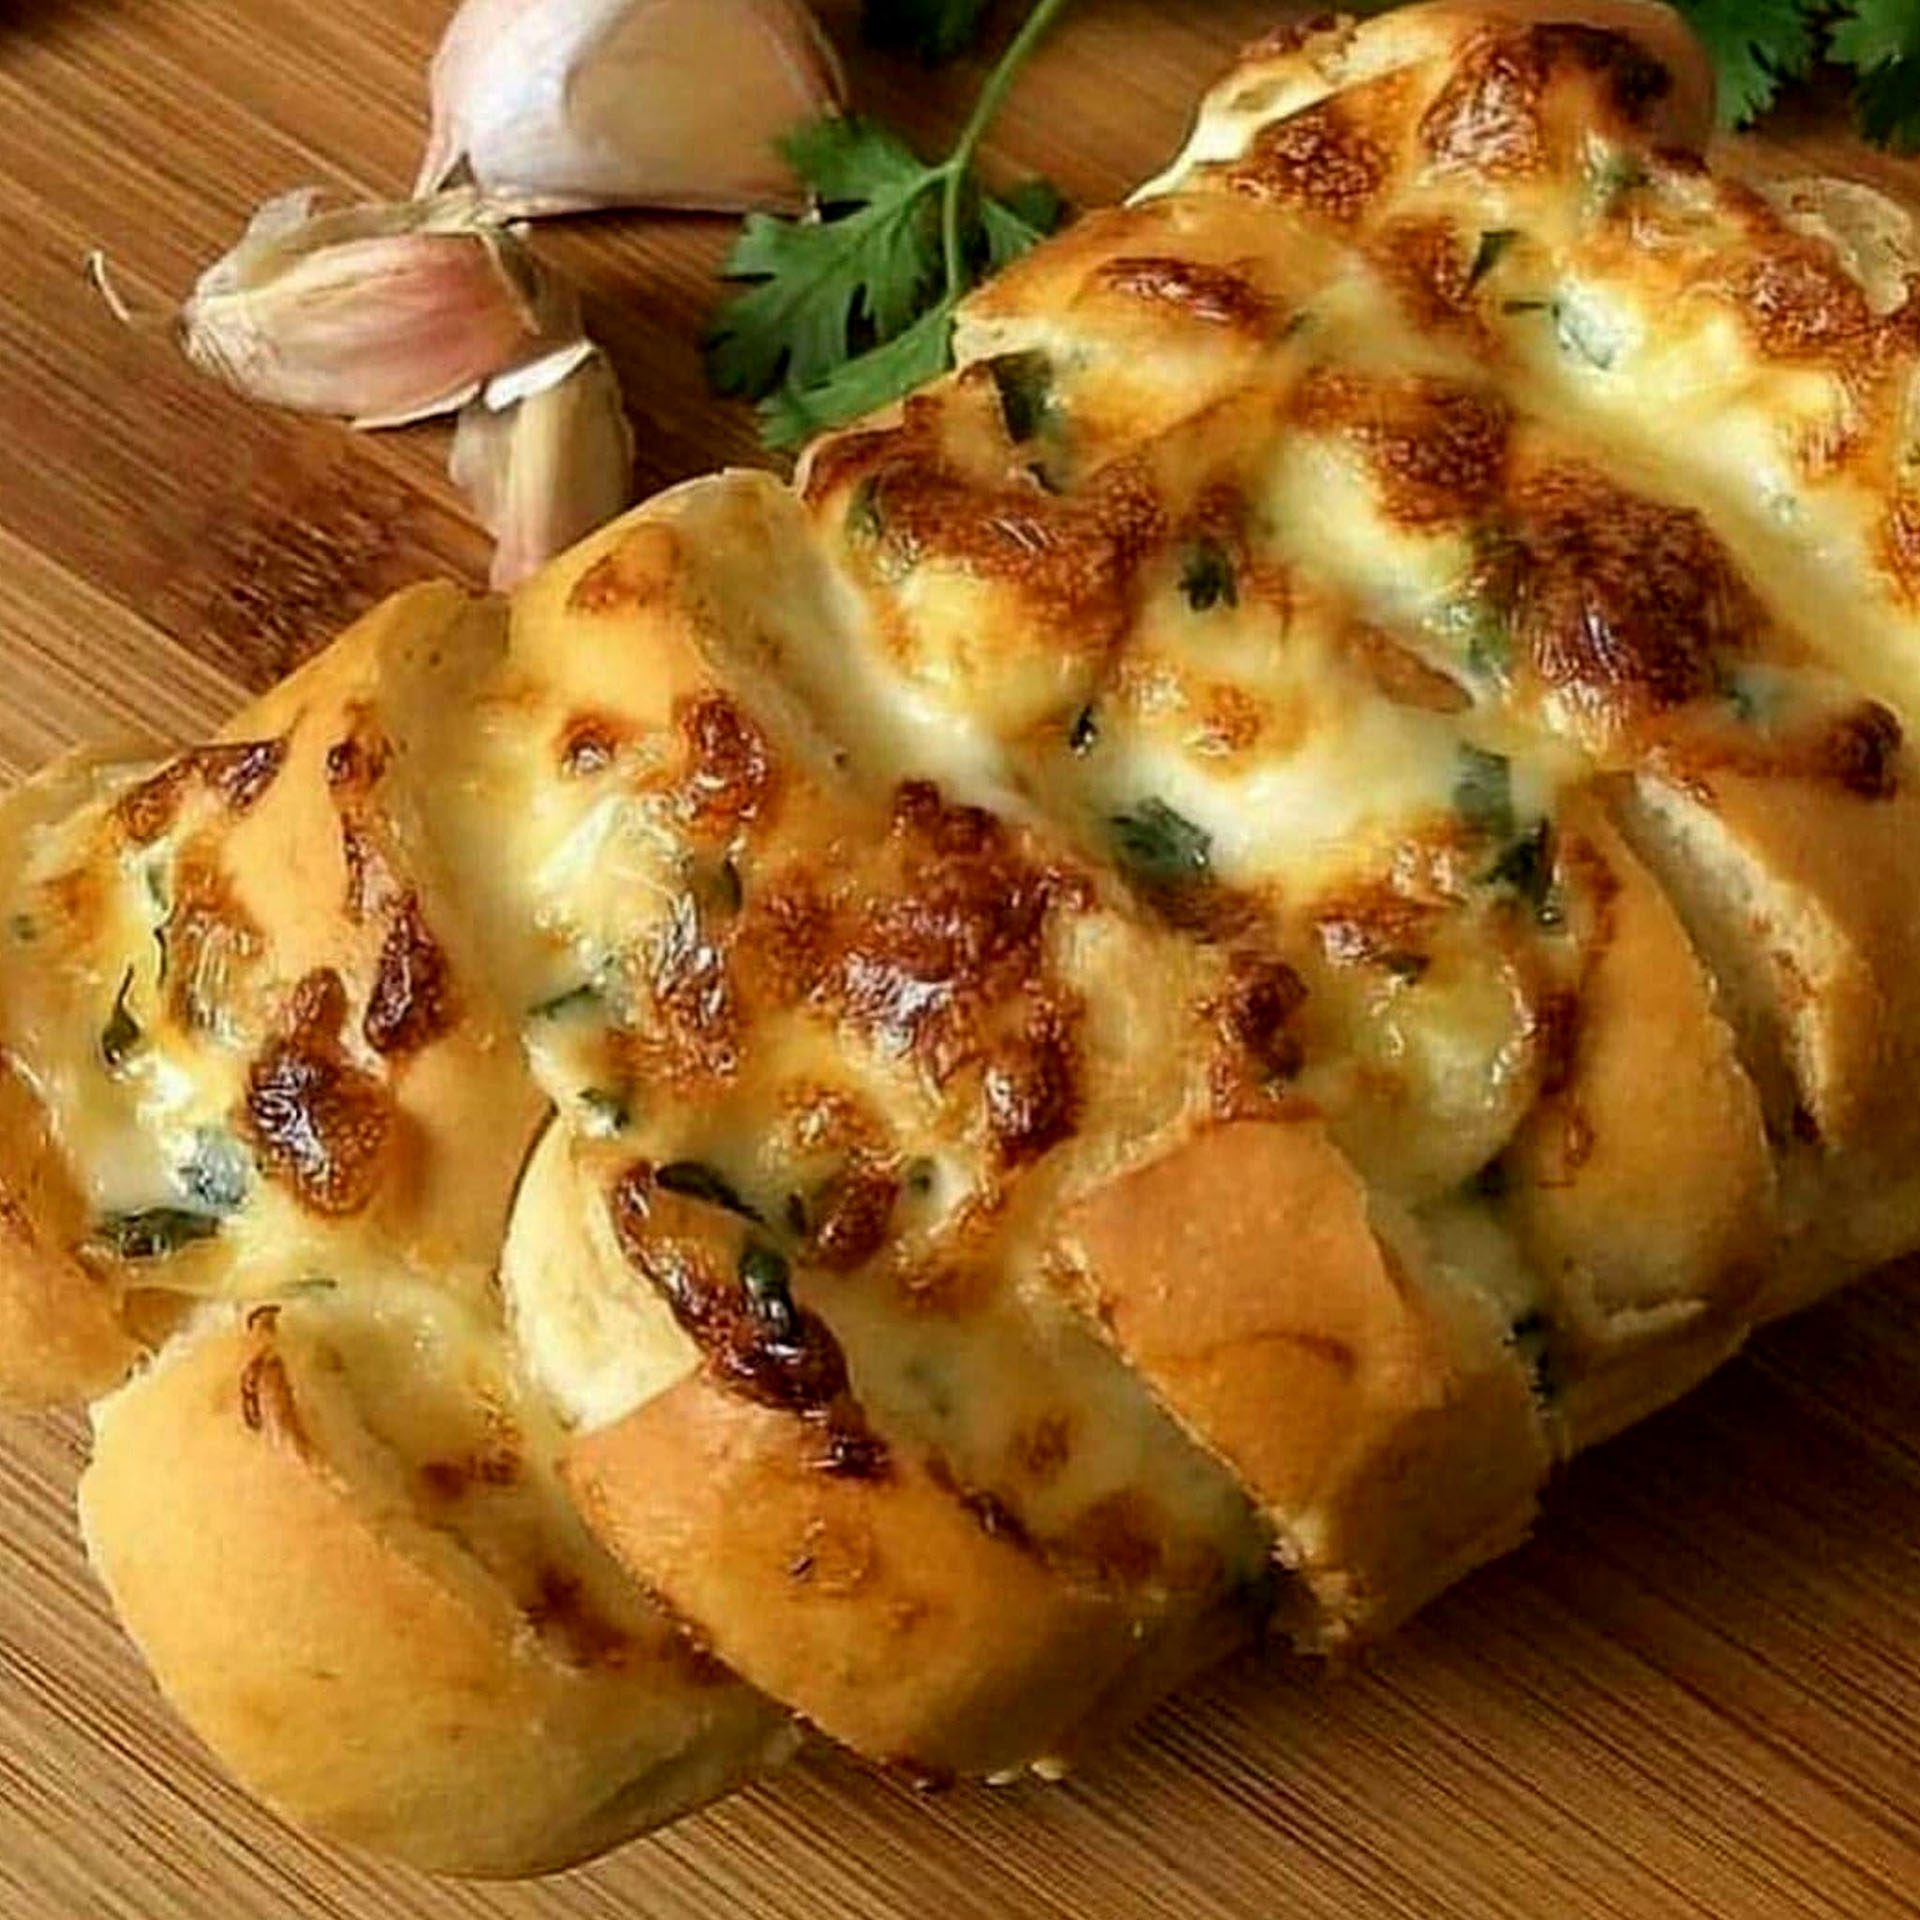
[
  {"left": 714, "top": 0, "right": 1920, "bottom": 453},
  {"left": 706, "top": 0, "right": 1070, "bottom": 449},
  {"left": 1675, "top": 0, "right": 1920, "bottom": 141}
]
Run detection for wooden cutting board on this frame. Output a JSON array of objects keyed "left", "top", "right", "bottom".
[{"left": 2, "top": 3, "right": 1918, "bottom": 1915}]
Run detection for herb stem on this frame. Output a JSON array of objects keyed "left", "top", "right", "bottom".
[{"left": 937, "top": 0, "right": 1075, "bottom": 293}]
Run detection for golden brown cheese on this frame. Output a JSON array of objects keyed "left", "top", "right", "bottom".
[{"left": 11, "top": 0, "right": 1920, "bottom": 1871}]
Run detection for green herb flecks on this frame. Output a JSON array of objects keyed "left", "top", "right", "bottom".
[
  {"left": 1068, "top": 704, "right": 1099, "bottom": 755},
  {"left": 577, "top": 1088, "right": 632, "bottom": 1137},
  {"left": 846, "top": 475, "right": 887, "bottom": 544},
  {"left": 1111, "top": 799, "right": 1212, "bottom": 888},
  {"left": 181, "top": 1128, "right": 250, "bottom": 1213},
  {"left": 1453, "top": 746, "right": 1516, "bottom": 842},
  {"left": 93, "top": 1207, "right": 221, "bottom": 1261},
  {"left": 1485, "top": 820, "right": 1562, "bottom": 925},
  {"left": 1179, "top": 539, "right": 1238, "bottom": 613},
  {"left": 657, "top": 1160, "right": 764, "bottom": 1222},
  {"left": 99, "top": 968, "right": 142, "bottom": 1075},
  {"left": 1584, "top": 148, "right": 1649, "bottom": 213},
  {"left": 738, "top": 1239, "right": 799, "bottom": 1339},
  {"left": 987, "top": 349, "right": 1053, "bottom": 445},
  {"left": 1466, "top": 228, "right": 1517, "bottom": 290}
]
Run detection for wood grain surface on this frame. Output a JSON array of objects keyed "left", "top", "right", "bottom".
[{"left": 2, "top": 3, "right": 1919, "bottom": 1915}]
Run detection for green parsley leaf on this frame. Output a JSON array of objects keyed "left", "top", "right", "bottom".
[
  {"left": 709, "top": 0, "right": 1072, "bottom": 450},
  {"left": 981, "top": 176, "right": 1065, "bottom": 272},
  {"left": 1834, "top": 1, "right": 1920, "bottom": 150},
  {"left": 99, "top": 967, "right": 141, "bottom": 1074},
  {"left": 1453, "top": 746, "right": 1515, "bottom": 842},
  {"left": 760, "top": 299, "right": 959, "bottom": 450},
  {"left": 93, "top": 1208, "right": 221, "bottom": 1261},
  {"left": 707, "top": 118, "right": 944, "bottom": 402},
  {"left": 1673, "top": 0, "right": 1817, "bottom": 125},
  {"left": 1111, "top": 799, "right": 1212, "bottom": 887}
]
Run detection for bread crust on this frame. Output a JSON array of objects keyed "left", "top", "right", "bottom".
[
  {"left": 1056, "top": 1118, "right": 1547, "bottom": 1644},
  {"left": 568, "top": 1379, "right": 1185, "bottom": 1779},
  {"left": 81, "top": 1304, "right": 794, "bottom": 1876},
  {"left": 7, "top": 0, "right": 1920, "bottom": 1877},
  {"left": 1505, "top": 797, "right": 1774, "bottom": 1448}
]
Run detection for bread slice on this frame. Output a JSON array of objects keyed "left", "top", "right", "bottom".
[
  {"left": 1055, "top": 1116, "right": 1546, "bottom": 1646},
  {"left": 1502, "top": 797, "right": 1773, "bottom": 1448},
  {"left": 509, "top": 1121, "right": 1269, "bottom": 1780},
  {"left": 80, "top": 1290, "right": 795, "bottom": 1876},
  {"left": 1617, "top": 770, "right": 1920, "bottom": 1315},
  {"left": 8, "top": 0, "right": 1920, "bottom": 1878}
]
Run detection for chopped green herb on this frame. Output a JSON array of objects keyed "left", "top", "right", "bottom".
[
  {"left": 1585, "top": 148, "right": 1649, "bottom": 211},
  {"left": 1068, "top": 704, "right": 1099, "bottom": 755},
  {"left": 1466, "top": 228, "right": 1517, "bottom": 290},
  {"left": 1553, "top": 299, "right": 1618, "bottom": 371},
  {"left": 902, "top": 1155, "right": 937, "bottom": 1196},
  {"left": 718, "top": 855, "right": 745, "bottom": 914},
  {"left": 738, "top": 1239, "right": 799, "bottom": 1339},
  {"left": 6, "top": 913, "right": 34, "bottom": 945},
  {"left": 1453, "top": 746, "right": 1516, "bottom": 842},
  {"left": 846, "top": 474, "right": 886, "bottom": 542},
  {"left": 1179, "top": 538, "right": 1238, "bottom": 613},
  {"left": 1111, "top": 799, "right": 1212, "bottom": 888},
  {"left": 657, "top": 1160, "right": 763, "bottom": 1222},
  {"left": 577, "top": 1088, "right": 631, "bottom": 1136},
  {"left": 784, "top": 1190, "right": 811, "bottom": 1236},
  {"left": 100, "top": 969, "right": 142, "bottom": 1074},
  {"left": 181, "top": 1128, "right": 249, "bottom": 1212},
  {"left": 987, "top": 349, "right": 1052, "bottom": 444},
  {"left": 93, "top": 1207, "right": 220, "bottom": 1261},
  {"left": 1485, "top": 821, "right": 1561, "bottom": 923},
  {"left": 529, "top": 981, "right": 601, "bottom": 1021},
  {"left": 144, "top": 862, "right": 170, "bottom": 917},
  {"left": 1472, "top": 1157, "right": 1510, "bottom": 1200},
  {"left": 1381, "top": 951, "right": 1431, "bottom": 984},
  {"left": 1503, "top": 294, "right": 1618, "bottom": 369}
]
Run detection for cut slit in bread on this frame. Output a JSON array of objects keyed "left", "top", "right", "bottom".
[
  {"left": 1054, "top": 1116, "right": 1549, "bottom": 1650},
  {"left": 79, "top": 1289, "right": 795, "bottom": 1877},
  {"left": 508, "top": 1120, "right": 1276, "bottom": 1780},
  {"left": 1614, "top": 771, "right": 1920, "bottom": 1314}
]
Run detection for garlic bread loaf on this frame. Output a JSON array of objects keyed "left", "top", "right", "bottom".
[{"left": 5, "top": 0, "right": 1920, "bottom": 1876}]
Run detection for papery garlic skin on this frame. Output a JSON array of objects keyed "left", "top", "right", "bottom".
[
  {"left": 418, "top": 0, "right": 846, "bottom": 218},
  {"left": 450, "top": 345, "right": 636, "bottom": 589},
  {"left": 180, "top": 190, "right": 578, "bottom": 427}
]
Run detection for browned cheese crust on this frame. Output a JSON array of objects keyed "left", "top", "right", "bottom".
[{"left": 5, "top": 0, "right": 1920, "bottom": 1878}]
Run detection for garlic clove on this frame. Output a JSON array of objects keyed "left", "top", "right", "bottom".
[
  {"left": 450, "top": 343, "right": 636, "bottom": 589},
  {"left": 417, "top": 0, "right": 846, "bottom": 218},
  {"left": 180, "top": 189, "right": 579, "bottom": 428}
]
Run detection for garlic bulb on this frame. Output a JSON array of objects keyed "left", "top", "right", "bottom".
[
  {"left": 417, "top": 0, "right": 846, "bottom": 217},
  {"left": 180, "top": 189, "right": 578, "bottom": 427},
  {"left": 450, "top": 344, "right": 636, "bottom": 588}
]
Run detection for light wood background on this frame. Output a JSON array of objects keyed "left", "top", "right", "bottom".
[{"left": 3, "top": 2, "right": 1919, "bottom": 1915}]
